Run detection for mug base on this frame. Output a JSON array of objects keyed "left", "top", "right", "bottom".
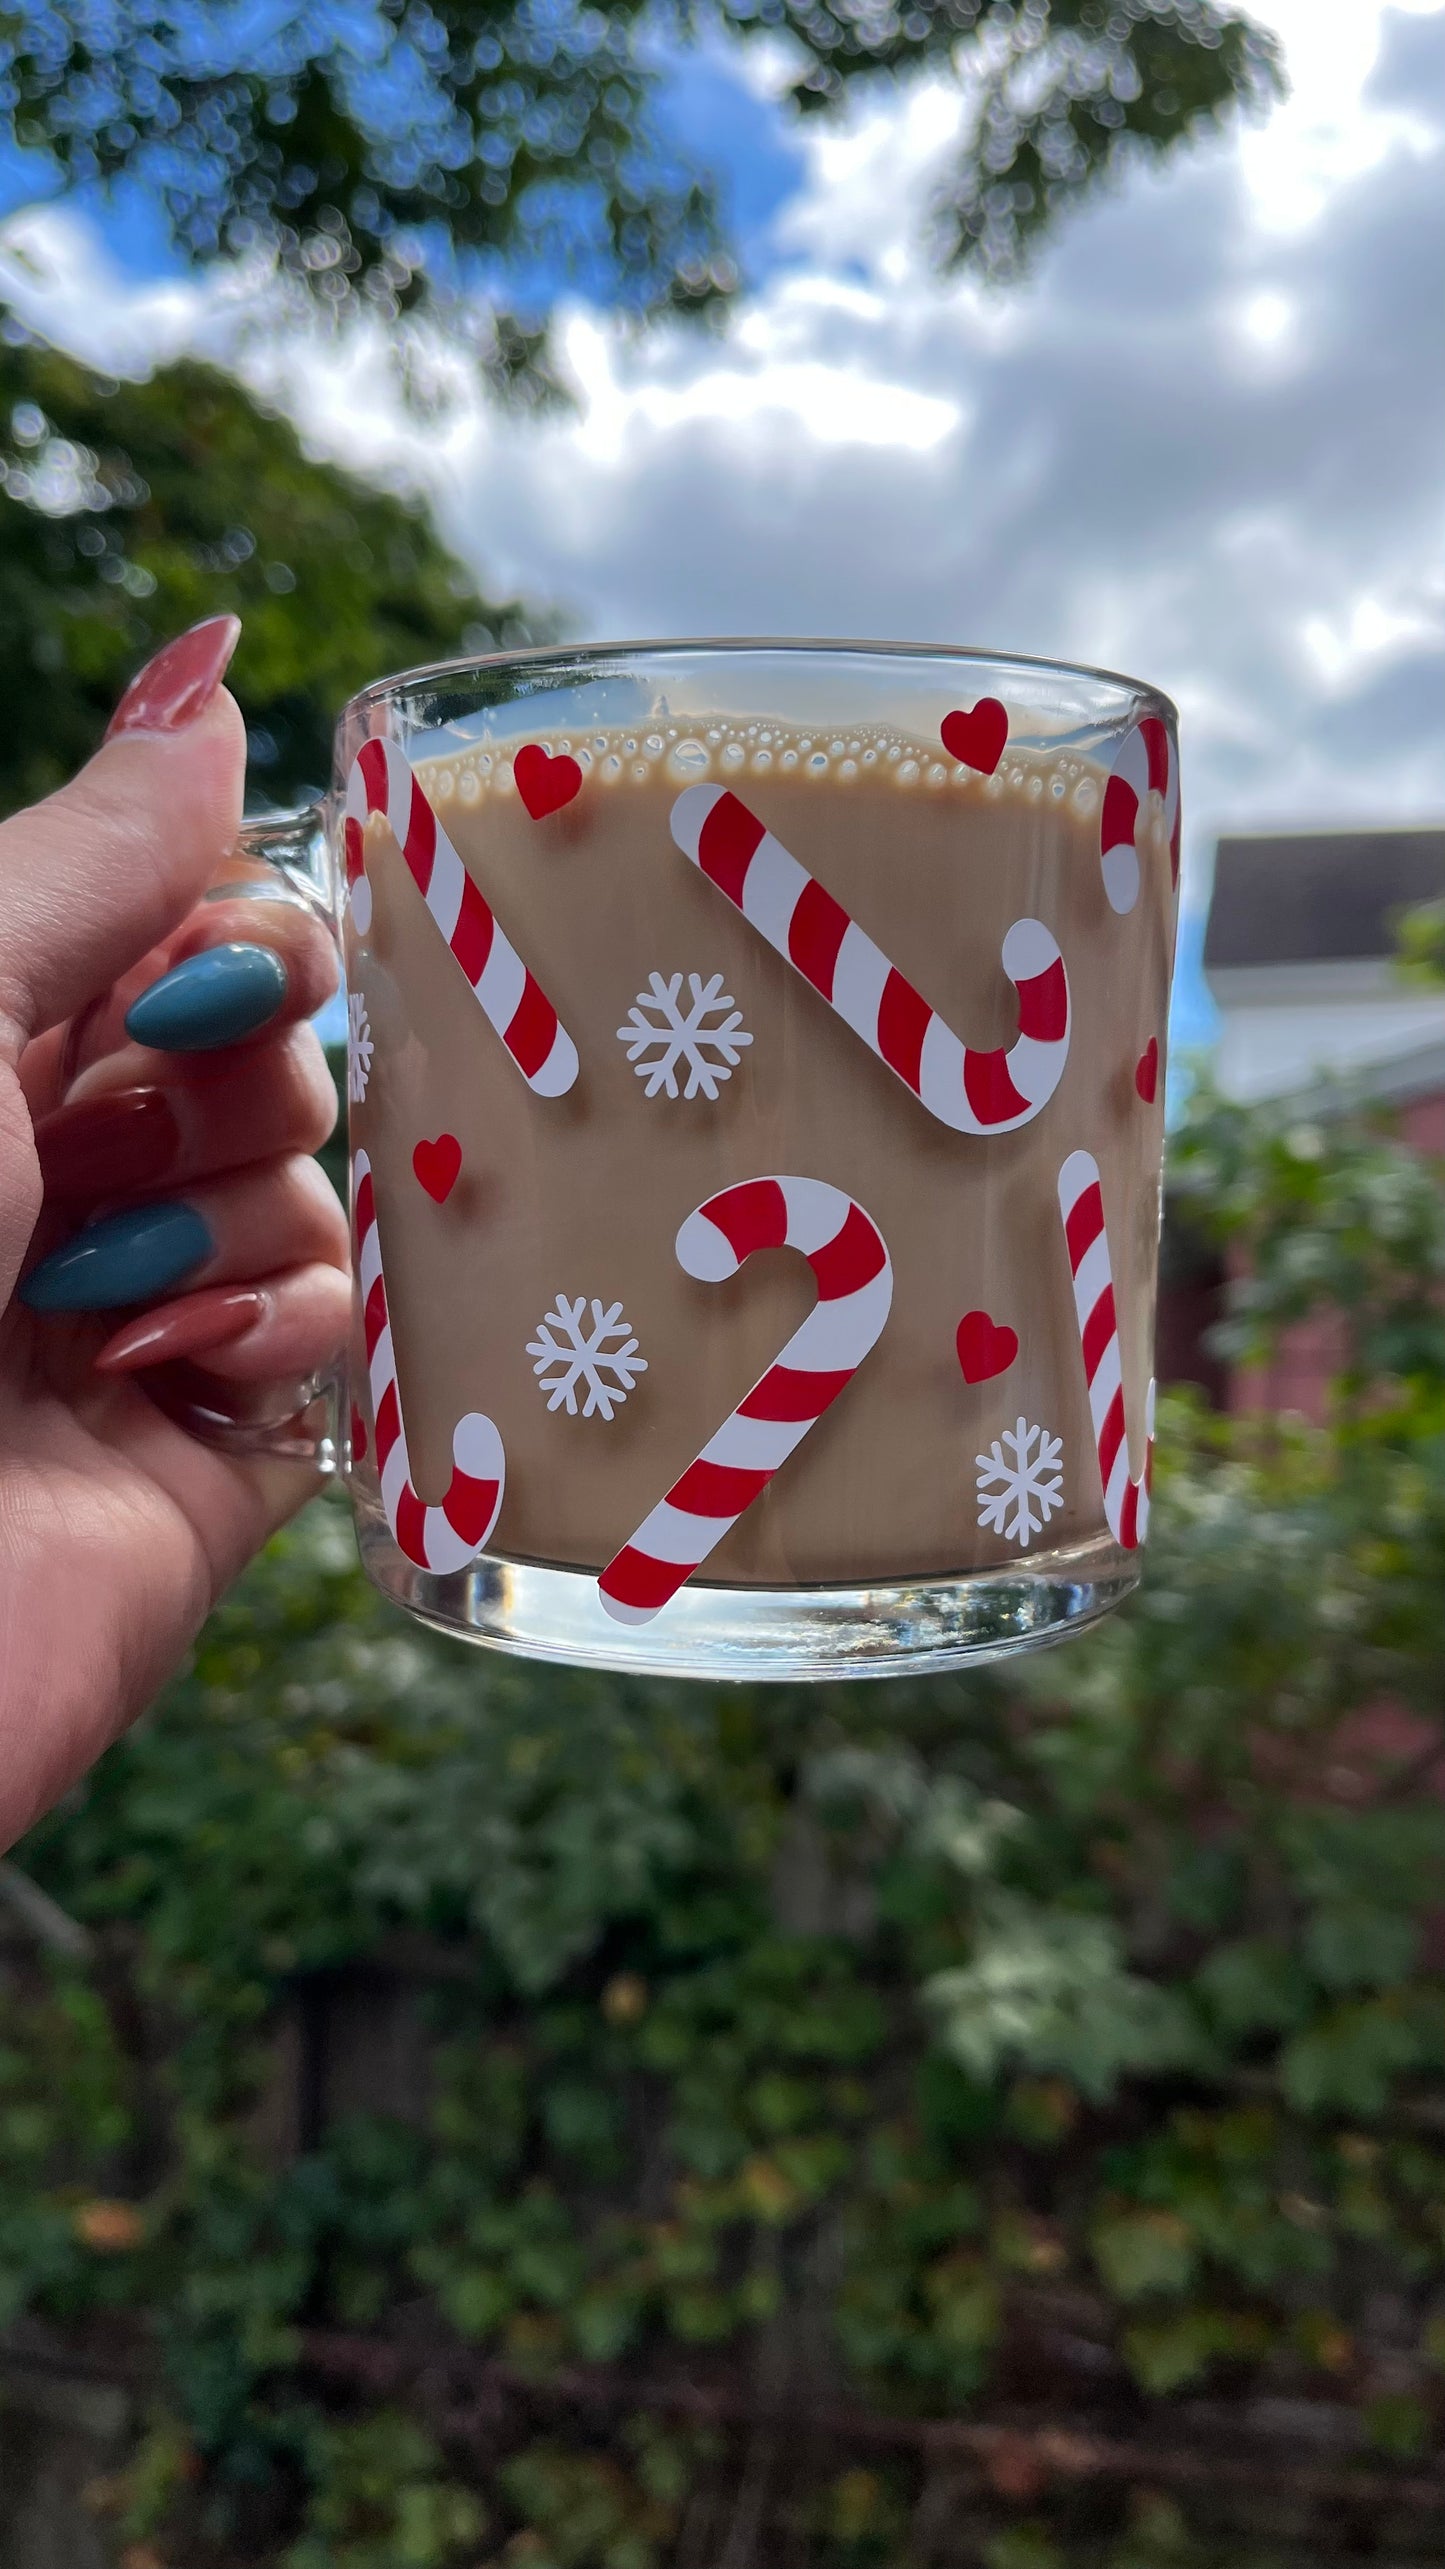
[{"left": 354, "top": 1510, "right": 1139, "bottom": 1681}]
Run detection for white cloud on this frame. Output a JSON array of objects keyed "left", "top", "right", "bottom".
[
  {"left": 410, "top": 0, "right": 1445, "bottom": 872},
  {"left": 557, "top": 305, "right": 957, "bottom": 459},
  {"left": 1239, "top": 0, "right": 1443, "bottom": 229},
  {"left": 0, "top": 210, "right": 210, "bottom": 368}
]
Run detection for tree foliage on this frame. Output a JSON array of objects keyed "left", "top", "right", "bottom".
[
  {"left": 0, "top": 327, "right": 533, "bottom": 812},
  {"left": 0, "top": 1, "right": 1284, "bottom": 379},
  {"left": 8, "top": 1082, "right": 1445, "bottom": 2562},
  {"left": 1397, "top": 895, "right": 1445, "bottom": 995},
  {"left": 1173, "top": 1081, "right": 1445, "bottom": 1404}
]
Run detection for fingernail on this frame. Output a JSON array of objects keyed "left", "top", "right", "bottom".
[
  {"left": 20, "top": 1201, "right": 214, "bottom": 1313},
  {"left": 35, "top": 1086, "right": 181, "bottom": 1198},
  {"left": 94, "top": 1287, "right": 265, "bottom": 1374},
  {"left": 124, "top": 943, "right": 288, "bottom": 1053},
  {"left": 105, "top": 614, "right": 241, "bottom": 741}
]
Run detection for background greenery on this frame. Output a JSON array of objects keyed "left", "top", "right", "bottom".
[
  {"left": 0, "top": 1, "right": 1283, "bottom": 384},
  {"left": 0, "top": 330, "right": 534, "bottom": 813},
  {"left": 7, "top": 1075, "right": 1445, "bottom": 2565},
  {"left": 0, "top": 0, "right": 1287, "bottom": 815},
  {"left": 0, "top": 0, "right": 1280, "bottom": 822}
]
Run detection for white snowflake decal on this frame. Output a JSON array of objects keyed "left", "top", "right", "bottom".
[
  {"left": 975, "top": 1416, "right": 1065, "bottom": 1550},
  {"left": 347, "top": 990, "right": 374, "bottom": 1104},
  {"left": 527, "top": 1296, "right": 648, "bottom": 1421},
  {"left": 617, "top": 971, "right": 753, "bottom": 1101}
]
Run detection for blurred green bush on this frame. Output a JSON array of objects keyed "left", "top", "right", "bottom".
[
  {"left": 7, "top": 1081, "right": 1445, "bottom": 2563},
  {"left": 0, "top": 333, "right": 533, "bottom": 813}
]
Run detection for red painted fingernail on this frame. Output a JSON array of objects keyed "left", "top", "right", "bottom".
[
  {"left": 104, "top": 614, "right": 241, "bottom": 741},
  {"left": 94, "top": 1286, "right": 265, "bottom": 1374},
  {"left": 35, "top": 1087, "right": 181, "bottom": 1198}
]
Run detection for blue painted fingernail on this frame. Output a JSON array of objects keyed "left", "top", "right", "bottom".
[
  {"left": 20, "top": 1201, "right": 214, "bottom": 1313},
  {"left": 125, "top": 942, "right": 288, "bottom": 1052}
]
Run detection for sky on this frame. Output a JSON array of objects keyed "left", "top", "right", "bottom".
[{"left": 1, "top": 0, "right": 1442, "bottom": 1055}]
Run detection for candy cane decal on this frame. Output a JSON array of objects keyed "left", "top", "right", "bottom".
[
  {"left": 1100, "top": 716, "right": 1180, "bottom": 916},
  {"left": 1057, "top": 1149, "right": 1155, "bottom": 1549},
  {"left": 345, "top": 738, "right": 578, "bottom": 1098},
  {"left": 598, "top": 1176, "right": 892, "bottom": 1624},
  {"left": 671, "top": 785, "right": 1068, "bottom": 1134},
  {"left": 354, "top": 1148, "right": 506, "bottom": 1570}
]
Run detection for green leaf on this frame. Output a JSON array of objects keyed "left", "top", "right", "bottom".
[
  {"left": 1364, "top": 2392, "right": 1431, "bottom": 2459},
  {"left": 984, "top": 2530, "right": 1065, "bottom": 2569},
  {"left": 1195, "top": 1938, "right": 1313, "bottom": 2037},
  {"left": 1304, "top": 1904, "right": 1419, "bottom": 1993},
  {"left": 926, "top": 1904, "right": 1200, "bottom": 2101},
  {"left": 1282, "top": 2001, "right": 1428, "bottom": 2116},
  {"left": 438, "top": 2265, "right": 512, "bottom": 2340},
  {"left": 1091, "top": 2206, "right": 1197, "bottom": 2303},
  {"left": 1123, "top": 2305, "right": 1270, "bottom": 2394}
]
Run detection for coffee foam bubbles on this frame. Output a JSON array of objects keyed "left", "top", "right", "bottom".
[{"left": 415, "top": 718, "right": 1104, "bottom": 821}]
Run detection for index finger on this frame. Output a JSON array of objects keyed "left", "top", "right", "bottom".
[{"left": 63, "top": 898, "right": 340, "bottom": 1092}]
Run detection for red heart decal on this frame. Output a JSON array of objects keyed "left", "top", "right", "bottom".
[
  {"left": 941, "top": 698, "right": 1009, "bottom": 777},
  {"left": 413, "top": 1133, "right": 462, "bottom": 1203},
  {"left": 349, "top": 1403, "right": 368, "bottom": 1463},
  {"left": 1135, "top": 1038, "right": 1159, "bottom": 1105},
  {"left": 514, "top": 742, "right": 582, "bottom": 820},
  {"left": 956, "top": 1309, "right": 1019, "bottom": 1384}
]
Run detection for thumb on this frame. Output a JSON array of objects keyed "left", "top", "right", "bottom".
[{"left": 0, "top": 617, "right": 247, "bottom": 1058}]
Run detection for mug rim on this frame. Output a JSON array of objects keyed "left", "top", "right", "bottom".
[{"left": 348, "top": 634, "right": 1179, "bottom": 727}]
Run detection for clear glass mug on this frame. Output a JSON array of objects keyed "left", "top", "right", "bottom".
[{"left": 218, "top": 641, "right": 1179, "bottom": 1682}]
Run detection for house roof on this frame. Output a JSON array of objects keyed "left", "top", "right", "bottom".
[{"left": 1204, "top": 828, "right": 1445, "bottom": 972}]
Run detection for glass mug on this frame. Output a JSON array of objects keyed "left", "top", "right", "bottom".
[{"left": 216, "top": 642, "right": 1179, "bottom": 1681}]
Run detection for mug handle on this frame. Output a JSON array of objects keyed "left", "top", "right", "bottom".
[{"left": 153, "top": 796, "right": 347, "bottom": 1474}]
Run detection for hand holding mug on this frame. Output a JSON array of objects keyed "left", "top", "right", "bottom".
[
  {"left": 0, "top": 617, "right": 346, "bottom": 1849},
  {"left": 4, "top": 622, "right": 1181, "bottom": 1854}
]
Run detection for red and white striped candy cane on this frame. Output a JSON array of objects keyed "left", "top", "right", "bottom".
[
  {"left": 1057, "top": 1148, "right": 1155, "bottom": 1550},
  {"left": 353, "top": 1148, "right": 506, "bottom": 1571},
  {"left": 345, "top": 737, "right": 578, "bottom": 1098},
  {"left": 598, "top": 1175, "right": 892, "bottom": 1624},
  {"left": 1100, "top": 715, "right": 1181, "bottom": 916},
  {"left": 671, "top": 784, "right": 1068, "bottom": 1134}
]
